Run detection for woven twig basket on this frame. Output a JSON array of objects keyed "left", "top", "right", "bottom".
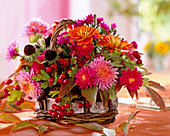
[{"left": 35, "top": 19, "right": 118, "bottom": 124}]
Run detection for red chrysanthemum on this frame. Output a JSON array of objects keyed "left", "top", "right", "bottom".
[
  {"left": 75, "top": 66, "right": 96, "bottom": 89},
  {"left": 119, "top": 68, "right": 143, "bottom": 92}
]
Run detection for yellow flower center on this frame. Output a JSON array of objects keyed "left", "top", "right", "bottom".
[
  {"left": 129, "top": 78, "right": 135, "bottom": 84},
  {"left": 82, "top": 75, "right": 86, "bottom": 80}
]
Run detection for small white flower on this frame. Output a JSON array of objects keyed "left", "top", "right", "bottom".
[{"left": 92, "top": 132, "right": 103, "bottom": 136}]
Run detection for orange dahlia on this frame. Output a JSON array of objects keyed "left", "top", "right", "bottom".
[
  {"left": 98, "top": 35, "right": 134, "bottom": 52},
  {"left": 69, "top": 25, "right": 101, "bottom": 45}
]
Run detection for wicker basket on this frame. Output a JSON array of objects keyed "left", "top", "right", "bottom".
[
  {"left": 35, "top": 97, "right": 118, "bottom": 124},
  {"left": 35, "top": 19, "right": 118, "bottom": 124}
]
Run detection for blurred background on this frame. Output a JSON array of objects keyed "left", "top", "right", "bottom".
[{"left": 1, "top": 0, "right": 170, "bottom": 80}]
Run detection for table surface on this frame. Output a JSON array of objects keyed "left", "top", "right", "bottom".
[{"left": 0, "top": 104, "right": 169, "bottom": 136}]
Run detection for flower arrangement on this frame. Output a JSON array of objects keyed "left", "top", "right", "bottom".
[{"left": 2, "top": 14, "right": 166, "bottom": 124}]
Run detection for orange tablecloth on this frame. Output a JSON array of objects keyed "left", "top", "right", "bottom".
[{"left": 0, "top": 105, "right": 169, "bottom": 136}]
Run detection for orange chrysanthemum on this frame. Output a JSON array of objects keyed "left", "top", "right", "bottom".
[
  {"left": 98, "top": 35, "right": 134, "bottom": 52},
  {"left": 69, "top": 25, "right": 101, "bottom": 45}
]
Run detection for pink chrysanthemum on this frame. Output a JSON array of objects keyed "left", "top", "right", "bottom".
[
  {"left": 75, "top": 66, "right": 96, "bottom": 89},
  {"left": 22, "top": 17, "right": 50, "bottom": 38},
  {"left": 16, "top": 70, "right": 42, "bottom": 98},
  {"left": 89, "top": 57, "right": 118, "bottom": 90},
  {"left": 119, "top": 68, "right": 143, "bottom": 92},
  {"left": 6, "top": 41, "right": 19, "bottom": 62}
]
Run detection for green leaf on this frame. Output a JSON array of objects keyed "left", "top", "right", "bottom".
[
  {"left": 8, "top": 90, "right": 22, "bottom": 102},
  {"left": 128, "top": 111, "right": 140, "bottom": 123},
  {"left": 118, "top": 122, "right": 129, "bottom": 136},
  {"left": 32, "top": 75, "right": 47, "bottom": 81},
  {"left": 59, "top": 78, "right": 76, "bottom": 98},
  {"left": 110, "top": 62, "right": 124, "bottom": 67},
  {"left": 109, "top": 86, "right": 117, "bottom": 101},
  {"left": 42, "top": 122, "right": 66, "bottom": 128},
  {"left": 53, "top": 72, "right": 58, "bottom": 85},
  {"left": 76, "top": 123, "right": 103, "bottom": 131},
  {"left": 81, "top": 86, "right": 98, "bottom": 105},
  {"left": 0, "top": 113, "right": 21, "bottom": 123},
  {"left": 11, "top": 121, "right": 37, "bottom": 132},
  {"left": 49, "top": 91, "right": 59, "bottom": 98},
  {"left": 41, "top": 81, "right": 49, "bottom": 89},
  {"left": 103, "top": 128, "right": 116, "bottom": 136},
  {"left": 145, "top": 87, "right": 166, "bottom": 111},
  {"left": 68, "top": 64, "right": 78, "bottom": 78},
  {"left": 41, "top": 70, "right": 50, "bottom": 80}
]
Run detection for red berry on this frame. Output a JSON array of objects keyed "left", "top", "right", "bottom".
[
  {"left": 4, "top": 93, "right": 9, "bottom": 98},
  {"left": 45, "top": 67, "right": 52, "bottom": 73},
  {"left": 59, "top": 110, "right": 65, "bottom": 116},
  {"left": 68, "top": 109, "right": 74, "bottom": 115},
  {"left": 19, "top": 98, "right": 24, "bottom": 103},
  {"left": 78, "top": 62, "right": 84, "bottom": 68},
  {"left": 57, "top": 78, "right": 63, "bottom": 84},
  {"left": 54, "top": 105, "right": 61, "bottom": 111},
  {"left": 49, "top": 78, "right": 54, "bottom": 84},
  {"left": 78, "top": 102, "right": 84, "bottom": 108},
  {"left": 51, "top": 63, "right": 58, "bottom": 70},
  {"left": 48, "top": 109, "right": 53, "bottom": 115},
  {"left": 63, "top": 79, "right": 69, "bottom": 85},
  {"left": 14, "top": 85, "right": 21, "bottom": 90},
  {"left": 61, "top": 105, "right": 65, "bottom": 110},
  {"left": 136, "top": 59, "right": 142, "bottom": 64},
  {"left": 5, "top": 79, "right": 12, "bottom": 85},
  {"left": 67, "top": 69, "right": 72, "bottom": 74},
  {"left": 3, "top": 89, "right": 9, "bottom": 94},
  {"left": 74, "top": 51, "right": 78, "bottom": 56},
  {"left": 55, "top": 97, "right": 61, "bottom": 103},
  {"left": 65, "top": 103, "right": 70, "bottom": 109},
  {"left": 132, "top": 51, "right": 138, "bottom": 57},
  {"left": 28, "top": 96, "right": 33, "bottom": 100},
  {"left": 63, "top": 60, "right": 69, "bottom": 67},
  {"left": 16, "top": 101, "right": 21, "bottom": 106},
  {"left": 85, "top": 103, "right": 91, "bottom": 108},
  {"left": 60, "top": 73, "right": 66, "bottom": 79},
  {"left": 58, "top": 58, "right": 64, "bottom": 65},
  {"left": 135, "top": 54, "right": 141, "bottom": 59},
  {"left": 51, "top": 104, "right": 57, "bottom": 109},
  {"left": 57, "top": 114, "right": 64, "bottom": 119},
  {"left": 52, "top": 111, "right": 58, "bottom": 118},
  {"left": 64, "top": 110, "right": 68, "bottom": 116},
  {"left": 85, "top": 55, "right": 91, "bottom": 60}
]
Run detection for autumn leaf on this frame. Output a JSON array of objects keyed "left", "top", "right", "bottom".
[
  {"left": 59, "top": 78, "right": 76, "bottom": 98},
  {"left": 0, "top": 113, "right": 21, "bottom": 123},
  {"left": 3, "top": 104, "right": 19, "bottom": 113},
  {"left": 99, "top": 89, "right": 109, "bottom": 107},
  {"left": 76, "top": 123, "right": 103, "bottom": 131},
  {"left": 42, "top": 122, "right": 66, "bottom": 128},
  {"left": 19, "top": 100, "right": 35, "bottom": 110},
  {"left": 0, "top": 102, "right": 6, "bottom": 112},
  {"left": 0, "top": 81, "right": 5, "bottom": 91},
  {"left": 145, "top": 87, "right": 166, "bottom": 111},
  {"left": 81, "top": 86, "right": 98, "bottom": 105},
  {"left": 11, "top": 121, "right": 37, "bottom": 132},
  {"left": 148, "top": 80, "right": 167, "bottom": 92}
]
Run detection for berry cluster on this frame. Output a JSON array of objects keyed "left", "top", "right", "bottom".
[
  {"left": 132, "top": 51, "right": 142, "bottom": 64},
  {"left": 3, "top": 79, "right": 25, "bottom": 106},
  {"left": 48, "top": 97, "right": 74, "bottom": 119}
]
